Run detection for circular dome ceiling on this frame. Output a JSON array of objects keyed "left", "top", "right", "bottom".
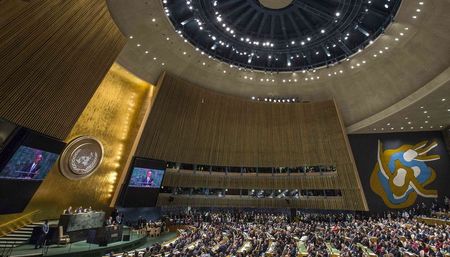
[{"left": 163, "top": 0, "right": 401, "bottom": 72}]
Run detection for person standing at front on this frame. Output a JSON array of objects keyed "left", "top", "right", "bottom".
[{"left": 35, "top": 220, "right": 49, "bottom": 249}]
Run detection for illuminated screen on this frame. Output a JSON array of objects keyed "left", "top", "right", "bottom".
[
  {"left": 128, "top": 167, "right": 164, "bottom": 188},
  {"left": 0, "top": 146, "right": 59, "bottom": 181}
]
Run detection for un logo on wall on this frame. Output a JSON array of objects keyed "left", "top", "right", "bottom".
[
  {"left": 59, "top": 136, "right": 104, "bottom": 180},
  {"left": 370, "top": 140, "right": 440, "bottom": 209}
]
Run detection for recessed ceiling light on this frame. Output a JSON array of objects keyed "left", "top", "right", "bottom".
[
  {"left": 165, "top": 0, "right": 401, "bottom": 73},
  {"left": 442, "top": 98, "right": 446, "bottom": 101}
]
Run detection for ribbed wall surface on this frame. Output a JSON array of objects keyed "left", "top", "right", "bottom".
[
  {"left": 136, "top": 73, "right": 368, "bottom": 210},
  {"left": 0, "top": 0, "right": 126, "bottom": 139}
]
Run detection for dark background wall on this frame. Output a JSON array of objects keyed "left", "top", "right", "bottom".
[{"left": 349, "top": 132, "right": 450, "bottom": 212}]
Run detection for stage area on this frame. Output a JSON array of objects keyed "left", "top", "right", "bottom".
[{"left": 9, "top": 232, "right": 176, "bottom": 257}]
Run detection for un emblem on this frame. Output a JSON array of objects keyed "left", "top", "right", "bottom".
[
  {"left": 59, "top": 136, "right": 104, "bottom": 180},
  {"left": 370, "top": 140, "right": 440, "bottom": 209}
]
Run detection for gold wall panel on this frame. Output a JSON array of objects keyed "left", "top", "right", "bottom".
[
  {"left": 0, "top": 0, "right": 126, "bottom": 139},
  {"left": 137, "top": 73, "right": 368, "bottom": 210},
  {"left": 0, "top": 63, "right": 155, "bottom": 223}
]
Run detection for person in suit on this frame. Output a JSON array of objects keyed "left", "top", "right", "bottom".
[
  {"left": 35, "top": 220, "right": 49, "bottom": 249},
  {"left": 141, "top": 170, "right": 154, "bottom": 187},
  {"left": 20, "top": 153, "right": 43, "bottom": 179}
]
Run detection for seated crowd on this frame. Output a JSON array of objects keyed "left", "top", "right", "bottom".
[
  {"left": 109, "top": 203, "right": 449, "bottom": 257},
  {"left": 63, "top": 205, "right": 95, "bottom": 214},
  {"left": 135, "top": 216, "right": 165, "bottom": 236}
]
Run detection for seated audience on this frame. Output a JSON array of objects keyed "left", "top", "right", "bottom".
[{"left": 109, "top": 206, "right": 450, "bottom": 257}]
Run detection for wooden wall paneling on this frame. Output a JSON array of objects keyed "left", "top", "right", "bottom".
[
  {"left": 138, "top": 73, "right": 367, "bottom": 210},
  {"left": 163, "top": 170, "right": 343, "bottom": 190},
  {"left": 0, "top": 0, "right": 126, "bottom": 139}
]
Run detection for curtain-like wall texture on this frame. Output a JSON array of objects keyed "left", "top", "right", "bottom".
[
  {"left": 136, "top": 73, "right": 368, "bottom": 210},
  {"left": 0, "top": 0, "right": 126, "bottom": 139}
]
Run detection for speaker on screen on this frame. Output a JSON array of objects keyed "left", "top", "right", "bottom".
[
  {"left": 118, "top": 157, "right": 166, "bottom": 208},
  {"left": 0, "top": 124, "right": 65, "bottom": 214}
]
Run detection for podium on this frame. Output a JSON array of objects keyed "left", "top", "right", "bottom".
[
  {"left": 87, "top": 225, "right": 124, "bottom": 246},
  {"left": 58, "top": 212, "right": 105, "bottom": 243}
]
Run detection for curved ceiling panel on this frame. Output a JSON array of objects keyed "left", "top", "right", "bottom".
[
  {"left": 163, "top": 0, "right": 401, "bottom": 71},
  {"left": 108, "top": 0, "right": 450, "bottom": 129}
]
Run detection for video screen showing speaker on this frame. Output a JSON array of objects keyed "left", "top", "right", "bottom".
[
  {"left": 128, "top": 167, "right": 164, "bottom": 188},
  {"left": 0, "top": 129, "right": 65, "bottom": 214},
  {"left": 0, "top": 145, "right": 59, "bottom": 180},
  {"left": 119, "top": 158, "right": 166, "bottom": 207}
]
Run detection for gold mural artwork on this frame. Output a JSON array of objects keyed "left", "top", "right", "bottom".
[{"left": 370, "top": 140, "right": 440, "bottom": 209}]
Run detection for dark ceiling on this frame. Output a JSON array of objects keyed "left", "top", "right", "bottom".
[{"left": 164, "top": 0, "right": 402, "bottom": 72}]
